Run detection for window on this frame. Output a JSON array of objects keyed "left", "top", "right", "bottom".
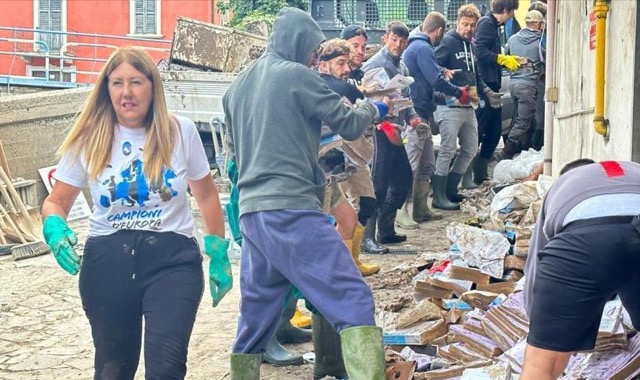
[
  {"left": 130, "top": 0, "right": 162, "bottom": 36},
  {"left": 35, "top": 0, "right": 66, "bottom": 52}
]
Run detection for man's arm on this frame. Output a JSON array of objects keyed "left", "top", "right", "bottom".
[
  {"left": 421, "top": 45, "right": 460, "bottom": 97},
  {"left": 222, "top": 94, "right": 236, "bottom": 164},
  {"left": 475, "top": 17, "right": 500, "bottom": 64},
  {"left": 299, "top": 68, "right": 378, "bottom": 141},
  {"left": 523, "top": 203, "right": 550, "bottom": 318}
]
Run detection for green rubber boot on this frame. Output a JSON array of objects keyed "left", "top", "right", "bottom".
[
  {"left": 340, "top": 326, "right": 385, "bottom": 380},
  {"left": 230, "top": 353, "right": 261, "bottom": 380}
]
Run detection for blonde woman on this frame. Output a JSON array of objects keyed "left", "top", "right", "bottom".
[{"left": 41, "top": 47, "right": 230, "bottom": 379}]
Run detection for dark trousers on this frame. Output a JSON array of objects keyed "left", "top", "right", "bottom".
[
  {"left": 79, "top": 230, "right": 204, "bottom": 380},
  {"left": 507, "top": 82, "right": 538, "bottom": 154},
  {"left": 372, "top": 129, "right": 413, "bottom": 209},
  {"left": 476, "top": 81, "right": 503, "bottom": 159}
]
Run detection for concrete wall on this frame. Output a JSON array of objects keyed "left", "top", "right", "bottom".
[
  {"left": 0, "top": 87, "right": 90, "bottom": 206},
  {"left": 550, "top": 0, "right": 637, "bottom": 175}
]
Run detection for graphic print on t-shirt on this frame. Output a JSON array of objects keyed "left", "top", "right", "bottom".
[{"left": 98, "top": 144, "right": 178, "bottom": 231}]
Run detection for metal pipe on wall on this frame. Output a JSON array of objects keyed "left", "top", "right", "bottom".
[
  {"left": 593, "top": 0, "right": 610, "bottom": 137},
  {"left": 543, "top": 0, "right": 557, "bottom": 175}
]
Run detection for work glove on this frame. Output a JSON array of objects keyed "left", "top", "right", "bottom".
[
  {"left": 43, "top": 214, "right": 80, "bottom": 275},
  {"left": 483, "top": 87, "right": 502, "bottom": 109},
  {"left": 204, "top": 234, "right": 233, "bottom": 307},
  {"left": 377, "top": 121, "right": 403, "bottom": 146},
  {"left": 372, "top": 100, "right": 390, "bottom": 121},
  {"left": 457, "top": 87, "right": 471, "bottom": 105},
  {"left": 497, "top": 54, "right": 521, "bottom": 71},
  {"left": 410, "top": 118, "right": 432, "bottom": 140},
  {"left": 225, "top": 160, "right": 242, "bottom": 246}
]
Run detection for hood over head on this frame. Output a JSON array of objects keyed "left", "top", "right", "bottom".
[{"left": 268, "top": 7, "right": 326, "bottom": 65}]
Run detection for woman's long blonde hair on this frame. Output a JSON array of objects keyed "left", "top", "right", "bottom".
[{"left": 58, "top": 47, "right": 176, "bottom": 185}]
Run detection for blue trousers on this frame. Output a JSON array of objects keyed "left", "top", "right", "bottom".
[{"left": 232, "top": 209, "right": 376, "bottom": 354}]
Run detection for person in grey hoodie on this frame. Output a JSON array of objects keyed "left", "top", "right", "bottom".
[
  {"left": 222, "top": 8, "right": 389, "bottom": 379},
  {"left": 497, "top": 9, "right": 546, "bottom": 160},
  {"left": 362, "top": 21, "right": 430, "bottom": 239},
  {"left": 522, "top": 159, "right": 640, "bottom": 380}
]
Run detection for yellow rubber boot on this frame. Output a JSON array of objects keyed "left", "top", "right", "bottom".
[
  {"left": 290, "top": 305, "right": 312, "bottom": 329},
  {"left": 349, "top": 225, "right": 381, "bottom": 276}
]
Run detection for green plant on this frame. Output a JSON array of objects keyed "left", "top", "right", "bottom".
[{"left": 218, "top": 0, "right": 308, "bottom": 27}]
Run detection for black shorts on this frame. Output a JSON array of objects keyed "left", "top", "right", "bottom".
[{"left": 527, "top": 216, "right": 640, "bottom": 352}]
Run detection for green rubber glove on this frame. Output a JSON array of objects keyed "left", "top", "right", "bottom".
[
  {"left": 204, "top": 234, "right": 232, "bottom": 307},
  {"left": 497, "top": 54, "right": 521, "bottom": 71},
  {"left": 226, "top": 159, "right": 243, "bottom": 246},
  {"left": 43, "top": 214, "right": 80, "bottom": 275}
]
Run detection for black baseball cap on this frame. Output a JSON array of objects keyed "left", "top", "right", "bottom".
[{"left": 340, "top": 25, "right": 368, "bottom": 40}]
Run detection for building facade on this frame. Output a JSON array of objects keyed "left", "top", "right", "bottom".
[{"left": 0, "top": 0, "right": 223, "bottom": 85}]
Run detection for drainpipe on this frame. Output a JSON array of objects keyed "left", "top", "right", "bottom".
[
  {"left": 593, "top": 0, "right": 610, "bottom": 138},
  {"left": 543, "top": 0, "right": 557, "bottom": 175}
]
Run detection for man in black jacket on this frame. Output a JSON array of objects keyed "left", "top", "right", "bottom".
[
  {"left": 434, "top": 3, "right": 502, "bottom": 207},
  {"left": 473, "top": 0, "right": 521, "bottom": 184}
]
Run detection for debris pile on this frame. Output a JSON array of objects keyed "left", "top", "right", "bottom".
[{"left": 377, "top": 175, "right": 640, "bottom": 379}]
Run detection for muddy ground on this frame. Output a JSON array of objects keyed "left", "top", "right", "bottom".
[{"left": 0, "top": 187, "right": 484, "bottom": 379}]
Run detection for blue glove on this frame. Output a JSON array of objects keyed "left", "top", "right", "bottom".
[
  {"left": 43, "top": 214, "right": 80, "bottom": 275},
  {"left": 226, "top": 159, "right": 243, "bottom": 246},
  {"left": 373, "top": 101, "right": 389, "bottom": 121},
  {"left": 203, "top": 234, "right": 232, "bottom": 307}
]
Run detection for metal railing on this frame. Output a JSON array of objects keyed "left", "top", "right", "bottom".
[{"left": 0, "top": 26, "right": 173, "bottom": 85}]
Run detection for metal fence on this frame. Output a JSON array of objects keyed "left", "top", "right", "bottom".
[{"left": 311, "top": 0, "right": 489, "bottom": 30}]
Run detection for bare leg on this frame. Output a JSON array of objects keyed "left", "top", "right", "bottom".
[
  {"left": 521, "top": 344, "right": 572, "bottom": 380},
  {"left": 332, "top": 201, "right": 358, "bottom": 241}
]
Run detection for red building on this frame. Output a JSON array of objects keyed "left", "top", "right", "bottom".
[{"left": 0, "top": 0, "right": 224, "bottom": 85}]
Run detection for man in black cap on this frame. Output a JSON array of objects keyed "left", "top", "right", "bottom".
[
  {"left": 340, "top": 24, "right": 390, "bottom": 254},
  {"left": 341, "top": 25, "right": 368, "bottom": 86}
]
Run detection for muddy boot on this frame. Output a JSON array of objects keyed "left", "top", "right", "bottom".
[
  {"left": 361, "top": 211, "right": 389, "bottom": 254},
  {"left": 396, "top": 202, "right": 419, "bottom": 229},
  {"left": 377, "top": 203, "right": 407, "bottom": 244},
  {"left": 473, "top": 157, "right": 491, "bottom": 185},
  {"left": 349, "top": 224, "right": 380, "bottom": 276},
  {"left": 340, "top": 326, "right": 386, "bottom": 380},
  {"left": 461, "top": 162, "right": 478, "bottom": 189},
  {"left": 262, "top": 334, "right": 304, "bottom": 366},
  {"left": 431, "top": 175, "right": 459, "bottom": 210},
  {"left": 276, "top": 297, "right": 312, "bottom": 344},
  {"left": 312, "top": 313, "right": 348, "bottom": 380},
  {"left": 412, "top": 179, "right": 442, "bottom": 222},
  {"left": 230, "top": 353, "right": 262, "bottom": 380},
  {"left": 445, "top": 172, "right": 465, "bottom": 203}
]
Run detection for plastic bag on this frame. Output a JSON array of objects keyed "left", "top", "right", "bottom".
[{"left": 493, "top": 149, "right": 544, "bottom": 183}]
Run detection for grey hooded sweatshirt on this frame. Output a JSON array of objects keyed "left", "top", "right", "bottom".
[
  {"left": 505, "top": 28, "right": 544, "bottom": 86},
  {"left": 222, "top": 7, "right": 379, "bottom": 216}
]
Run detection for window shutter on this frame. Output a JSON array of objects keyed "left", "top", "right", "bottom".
[
  {"left": 146, "top": 0, "right": 156, "bottom": 34},
  {"left": 135, "top": 0, "right": 145, "bottom": 34}
]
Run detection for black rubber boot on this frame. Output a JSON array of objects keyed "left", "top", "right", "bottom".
[
  {"left": 262, "top": 334, "right": 304, "bottom": 366},
  {"left": 377, "top": 203, "right": 407, "bottom": 244},
  {"left": 445, "top": 172, "right": 465, "bottom": 203},
  {"left": 276, "top": 297, "right": 312, "bottom": 344},
  {"left": 473, "top": 157, "right": 491, "bottom": 184},
  {"left": 361, "top": 211, "right": 389, "bottom": 254},
  {"left": 431, "top": 175, "right": 460, "bottom": 210},
  {"left": 312, "top": 313, "right": 348, "bottom": 380},
  {"left": 461, "top": 162, "right": 478, "bottom": 189}
]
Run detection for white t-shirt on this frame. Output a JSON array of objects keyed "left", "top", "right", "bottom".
[{"left": 54, "top": 116, "right": 210, "bottom": 238}]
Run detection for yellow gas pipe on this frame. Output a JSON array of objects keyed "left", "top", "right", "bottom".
[{"left": 593, "top": 0, "right": 610, "bottom": 137}]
